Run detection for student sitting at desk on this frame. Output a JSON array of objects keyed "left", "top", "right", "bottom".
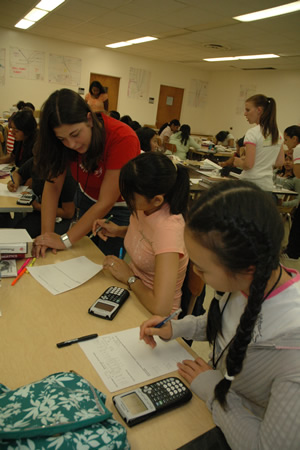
[
  {"left": 140, "top": 180, "right": 300, "bottom": 450},
  {"left": 92, "top": 152, "right": 189, "bottom": 316},
  {"left": 7, "top": 157, "right": 77, "bottom": 238},
  {"left": 136, "top": 126, "right": 159, "bottom": 152},
  {"left": 159, "top": 119, "right": 180, "bottom": 148},
  {"left": 215, "top": 130, "right": 235, "bottom": 148},
  {"left": 219, "top": 137, "right": 245, "bottom": 173},
  {"left": 167, "top": 124, "right": 201, "bottom": 160},
  {"left": 0, "top": 109, "right": 37, "bottom": 168}
]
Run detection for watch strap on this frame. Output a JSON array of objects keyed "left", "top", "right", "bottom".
[{"left": 60, "top": 233, "right": 72, "bottom": 249}]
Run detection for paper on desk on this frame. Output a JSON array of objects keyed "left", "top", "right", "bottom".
[
  {"left": 27, "top": 256, "right": 103, "bottom": 295},
  {"left": 79, "top": 327, "right": 192, "bottom": 392},
  {"left": 0, "top": 183, "right": 29, "bottom": 198}
]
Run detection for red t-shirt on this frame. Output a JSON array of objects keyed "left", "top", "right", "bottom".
[{"left": 70, "top": 114, "right": 140, "bottom": 201}]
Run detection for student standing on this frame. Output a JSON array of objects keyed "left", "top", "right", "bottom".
[
  {"left": 140, "top": 180, "right": 300, "bottom": 449},
  {"left": 33, "top": 89, "right": 140, "bottom": 257},
  {"left": 234, "top": 94, "right": 284, "bottom": 191},
  {"left": 92, "top": 152, "right": 189, "bottom": 316}
]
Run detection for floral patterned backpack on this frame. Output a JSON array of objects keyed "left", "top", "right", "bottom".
[{"left": 0, "top": 371, "right": 130, "bottom": 449}]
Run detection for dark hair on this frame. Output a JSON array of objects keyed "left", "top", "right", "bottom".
[
  {"left": 12, "top": 109, "right": 37, "bottom": 137},
  {"left": 216, "top": 131, "right": 229, "bottom": 143},
  {"left": 34, "top": 88, "right": 105, "bottom": 179},
  {"left": 284, "top": 125, "right": 300, "bottom": 141},
  {"left": 16, "top": 100, "right": 25, "bottom": 110},
  {"left": 129, "top": 121, "right": 141, "bottom": 131},
  {"left": 24, "top": 102, "right": 35, "bottom": 111},
  {"left": 136, "top": 127, "right": 157, "bottom": 152},
  {"left": 89, "top": 81, "right": 106, "bottom": 97},
  {"left": 277, "top": 153, "right": 294, "bottom": 178},
  {"left": 179, "top": 124, "right": 191, "bottom": 146},
  {"left": 246, "top": 94, "right": 279, "bottom": 144},
  {"left": 158, "top": 119, "right": 180, "bottom": 135},
  {"left": 120, "top": 115, "right": 132, "bottom": 125},
  {"left": 187, "top": 180, "right": 283, "bottom": 408},
  {"left": 119, "top": 152, "right": 190, "bottom": 216},
  {"left": 236, "top": 137, "right": 244, "bottom": 148},
  {"left": 109, "top": 110, "right": 120, "bottom": 120}
]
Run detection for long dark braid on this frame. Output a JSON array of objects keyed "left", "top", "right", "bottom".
[{"left": 187, "top": 180, "right": 284, "bottom": 408}]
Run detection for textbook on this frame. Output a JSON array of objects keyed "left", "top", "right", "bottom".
[
  {"left": 1, "top": 253, "right": 27, "bottom": 260},
  {"left": 0, "top": 229, "right": 33, "bottom": 258},
  {"left": 0, "top": 259, "right": 17, "bottom": 277}
]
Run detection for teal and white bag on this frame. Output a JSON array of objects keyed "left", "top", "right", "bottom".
[{"left": 0, "top": 371, "right": 130, "bottom": 449}]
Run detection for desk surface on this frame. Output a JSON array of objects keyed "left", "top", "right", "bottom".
[
  {"left": 0, "top": 237, "right": 214, "bottom": 449},
  {"left": 0, "top": 174, "right": 33, "bottom": 213}
]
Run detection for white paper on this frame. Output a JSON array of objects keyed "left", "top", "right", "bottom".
[
  {"left": 80, "top": 327, "right": 192, "bottom": 392},
  {"left": 0, "top": 229, "right": 33, "bottom": 243},
  {"left": 190, "top": 178, "right": 200, "bottom": 185},
  {"left": 27, "top": 256, "right": 103, "bottom": 295},
  {"left": 0, "top": 183, "right": 29, "bottom": 198}
]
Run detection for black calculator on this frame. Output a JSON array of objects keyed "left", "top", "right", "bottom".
[
  {"left": 88, "top": 286, "right": 129, "bottom": 320},
  {"left": 17, "top": 192, "right": 35, "bottom": 205},
  {"left": 113, "top": 377, "right": 192, "bottom": 426}
]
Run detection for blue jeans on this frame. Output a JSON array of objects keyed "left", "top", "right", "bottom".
[{"left": 74, "top": 188, "right": 130, "bottom": 256}]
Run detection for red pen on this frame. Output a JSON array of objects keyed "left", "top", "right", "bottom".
[{"left": 11, "top": 266, "right": 28, "bottom": 286}]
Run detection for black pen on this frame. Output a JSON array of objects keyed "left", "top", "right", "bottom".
[{"left": 56, "top": 333, "right": 98, "bottom": 348}]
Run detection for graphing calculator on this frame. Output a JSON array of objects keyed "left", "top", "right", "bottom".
[
  {"left": 113, "top": 377, "right": 192, "bottom": 427},
  {"left": 17, "top": 192, "right": 35, "bottom": 205},
  {"left": 88, "top": 286, "right": 129, "bottom": 320}
]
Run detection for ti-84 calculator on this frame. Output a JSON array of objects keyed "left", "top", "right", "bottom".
[{"left": 88, "top": 286, "right": 129, "bottom": 320}]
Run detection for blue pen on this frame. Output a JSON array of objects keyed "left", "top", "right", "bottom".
[
  {"left": 9, "top": 173, "right": 15, "bottom": 184},
  {"left": 154, "top": 308, "right": 182, "bottom": 328},
  {"left": 119, "top": 247, "right": 124, "bottom": 259}
]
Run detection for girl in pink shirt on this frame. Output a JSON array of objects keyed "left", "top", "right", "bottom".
[{"left": 93, "top": 152, "right": 189, "bottom": 316}]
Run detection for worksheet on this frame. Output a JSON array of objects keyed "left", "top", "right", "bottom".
[
  {"left": 27, "top": 256, "right": 103, "bottom": 295},
  {"left": 80, "top": 327, "right": 192, "bottom": 392}
]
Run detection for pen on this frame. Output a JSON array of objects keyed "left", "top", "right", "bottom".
[
  {"left": 56, "top": 333, "right": 98, "bottom": 348},
  {"left": 89, "top": 214, "right": 113, "bottom": 238},
  {"left": 154, "top": 308, "right": 182, "bottom": 328},
  {"left": 17, "top": 257, "right": 32, "bottom": 275},
  {"left": 119, "top": 246, "right": 124, "bottom": 259},
  {"left": 26, "top": 257, "right": 36, "bottom": 273},
  {"left": 11, "top": 266, "right": 28, "bottom": 286},
  {"left": 9, "top": 172, "right": 15, "bottom": 184}
]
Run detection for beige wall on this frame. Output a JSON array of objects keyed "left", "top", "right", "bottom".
[{"left": 1, "top": 26, "right": 299, "bottom": 140}]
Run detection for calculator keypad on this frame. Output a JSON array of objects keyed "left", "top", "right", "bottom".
[
  {"left": 101, "top": 286, "right": 126, "bottom": 304},
  {"left": 141, "top": 378, "right": 188, "bottom": 409}
]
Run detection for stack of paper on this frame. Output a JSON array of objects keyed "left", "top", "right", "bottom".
[{"left": 0, "top": 229, "right": 33, "bottom": 259}]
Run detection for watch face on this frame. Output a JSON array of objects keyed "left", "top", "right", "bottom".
[{"left": 128, "top": 276, "right": 136, "bottom": 285}]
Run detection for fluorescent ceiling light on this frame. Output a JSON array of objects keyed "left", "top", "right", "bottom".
[
  {"left": 35, "top": 0, "right": 65, "bottom": 12},
  {"left": 15, "top": 19, "right": 35, "bottom": 29},
  {"left": 106, "top": 36, "right": 157, "bottom": 49},
  {"left": 234, "top": 1, "right": 300, "bottom": 22},
  {"left": 204, "top": 54, "right": 280, "bottom": 62},
  {"left": 127, "top": 36, "right": 158, "bottom": 44},
  {"left": 25, "top": 8, "right": 48, "bottom": 21},
  {"left": 106, "top": 42, "right": 133, "bottom": 48}
]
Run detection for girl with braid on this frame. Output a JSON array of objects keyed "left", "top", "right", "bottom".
[{"left": 140, "top": 180, "right": 300, "bottom": 450}]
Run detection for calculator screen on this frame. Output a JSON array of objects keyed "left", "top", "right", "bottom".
[
  {"left": 122, "top": 392, "right": 148, "bottom": 414},
  {"left": 95, "top": 301, "right": 115, "bottom": 312}
]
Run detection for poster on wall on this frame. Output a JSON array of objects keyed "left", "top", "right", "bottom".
[
  {"left": 9, "top": 47, "right": 45, "bottom": 80},
  {"left": 49, "top": 53, "right": 81, "bottom": 86},
  {"left": 0, "top": 48, "right": 5, "bottom": 86},
  {"left": 127, "top": 67, "right": 151, "bottom": 100},
  {"left": 188, "top": 79, "right": 208, "bottom": 108},
  {"left": 236, "top": 84, "right": 256, "bottom": 114}
]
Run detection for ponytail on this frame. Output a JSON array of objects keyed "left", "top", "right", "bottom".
[
  {"left": 165, "top": 163, "right": 190, "bottom": 217},
  {"left": 246, "top": 94, "right": 279, "bottom": 144}
]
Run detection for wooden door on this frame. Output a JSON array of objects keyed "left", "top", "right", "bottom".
[
  {"left": 89, "top": 73, "right": 120, "bottom": 112},
  {"left": 156, "top": 85, "right": 184, "bottom": 129}
]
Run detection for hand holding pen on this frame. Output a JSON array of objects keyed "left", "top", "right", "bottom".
[{"left": 139, "top": 308, "right": 182, "bottom": 349}]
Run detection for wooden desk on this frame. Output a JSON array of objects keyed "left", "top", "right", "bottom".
[
  {"left": 0, "top": 174, "right": 33, "bottom": 213},
  {"left": 0, "top": 237, "right": 214, "bottom": 449},
  {"left": 188, "top": 147, "right": 234, "bottom": 161}
]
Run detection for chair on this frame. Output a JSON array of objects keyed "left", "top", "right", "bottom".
[
  {"left": 180, "top": 261, "right": 205, "bottom": 318},
  {"left": 164, "top": 142, "right": 177, "bottom": 154}
]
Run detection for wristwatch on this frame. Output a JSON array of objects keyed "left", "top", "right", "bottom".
[
  {"left": 127, "top": 276, "right": 140, "bottom": 290},
  {"left": 60, "top": 233, "right": 72, "bottom": 249}
]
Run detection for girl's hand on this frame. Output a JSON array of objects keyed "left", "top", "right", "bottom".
[
  {"left": 103, "top": 255, "right": 133, "bottom": 284},
  {"left": 140, "top": 316, "right": 173, "bottom": 348},
  {"left": 233, "top": 157, "right": 242, "bottom": 168},
  {"left": 33, "top": 232, "right": 64, "bottom": 257},
  {"left": 92, "top": 219, "right": 120, "bottom": 241},
  {"left": 7, "top": 179, "right": 18, "bottom": 192},
  {"left": 177, "top": 357, "right": 212, "bottom": 384}
]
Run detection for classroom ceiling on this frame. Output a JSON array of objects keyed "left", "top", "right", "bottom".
[{"left": 1, "top": 0, "right": 300, "bottom": 71}]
